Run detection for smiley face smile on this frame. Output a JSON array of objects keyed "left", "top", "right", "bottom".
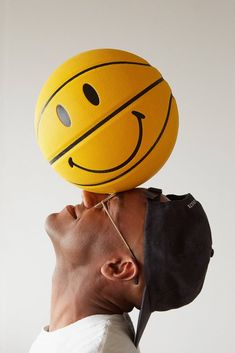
[
  {"left": 68, "top": 110, "right": 145, "bottom": 173},
  {"left": 72, "top": 94, "right": 173, "bottom": 188}
]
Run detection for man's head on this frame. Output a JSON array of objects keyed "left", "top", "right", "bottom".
[
  {"left": 45, "top": 188, "right": 169, "bottom": 312},
  {"left": 45, "top": 187, "right": 213, "bottom": 345}
]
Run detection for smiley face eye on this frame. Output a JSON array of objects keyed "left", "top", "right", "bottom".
[
  {"left": 56, "top": 105, "right": 71, "bottom": 127},
  {"left": 83, "top": 83, "right": 100, "bottom": 106}
]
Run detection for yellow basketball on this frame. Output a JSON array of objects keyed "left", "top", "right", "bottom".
[{"left": 35, "top": 48, "right": 179, "bottom": 193}]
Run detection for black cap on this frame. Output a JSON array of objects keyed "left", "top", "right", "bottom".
[{"left": 134, "top": 188, "right": 214, "bottom": 346}]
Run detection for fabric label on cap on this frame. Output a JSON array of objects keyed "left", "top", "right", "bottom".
[{"left": 187, "top": 199, "right": 197, "bottom": 208}]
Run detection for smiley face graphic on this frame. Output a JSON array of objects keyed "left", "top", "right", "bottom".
[{"left": 35, "top": 49, "right": 178, "bottom": 193}]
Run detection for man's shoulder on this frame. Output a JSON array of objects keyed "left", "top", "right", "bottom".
[
  {"left": 98, "top": 313, "right": 140, "bottom": 353},
  {"left": 28, "top": 314, "right": 141, "bottom": 353}
]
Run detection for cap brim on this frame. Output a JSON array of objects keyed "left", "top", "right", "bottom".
[{"left": 134, "top": 286, "right": 151, "bottom": 347}]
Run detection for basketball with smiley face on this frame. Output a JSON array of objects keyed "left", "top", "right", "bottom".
[{"left": 35, "top": 48, "right": 178, "bottom": 193}]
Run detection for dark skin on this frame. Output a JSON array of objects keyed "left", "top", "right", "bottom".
[{"left": 45, "top": 188, "right": 169, "bottom": 331}]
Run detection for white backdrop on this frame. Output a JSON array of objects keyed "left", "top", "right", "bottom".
[{"left": 1, "top": 1, "right": 235, "bottom": 352}]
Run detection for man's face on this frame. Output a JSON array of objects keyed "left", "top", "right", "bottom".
[{"left": 45, "top": 189, "right": 147, "bottom": 271}]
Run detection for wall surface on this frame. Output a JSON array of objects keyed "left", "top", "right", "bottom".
[{"left": 1, "top": 0, "right": 235, "bottom": 352}]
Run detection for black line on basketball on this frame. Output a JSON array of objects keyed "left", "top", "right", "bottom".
[
  {"left": 73, "top": 94, "right": 173, "bottom": 187},
  {"left": 49, "top": 77, "right": 164, "bottom": 165},
  {"left": 37, "top": 61, "right": 151, "bottom": 135}
]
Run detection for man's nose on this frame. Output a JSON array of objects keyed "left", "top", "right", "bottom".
[{"left": 82, "top": 190, "right": 109, "bottom": 208}]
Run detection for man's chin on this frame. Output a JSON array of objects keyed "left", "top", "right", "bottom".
[{"left": 44, "top": 213, "right": 57, "bottom": 239}]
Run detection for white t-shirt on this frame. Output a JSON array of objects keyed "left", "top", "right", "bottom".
[{"left": 28, "top": 313, "right": 140, "bottom": 353}]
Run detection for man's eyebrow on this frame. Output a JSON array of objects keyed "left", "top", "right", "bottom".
[
  {"left": 108, "top": 193, "right": 124, "bottom": 224},
  {"left": 113, "top": 193, "right": 124, "bottom": 206}
]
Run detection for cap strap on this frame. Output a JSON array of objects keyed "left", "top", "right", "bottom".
[{"left": 145, "top": 187, "right": 162, "bottom": 201}]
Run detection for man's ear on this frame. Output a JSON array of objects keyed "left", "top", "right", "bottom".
[{"left": 101, "top": 257, "right": 138, "bottom": 281}]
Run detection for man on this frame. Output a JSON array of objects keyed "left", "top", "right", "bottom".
[{"left": 28, "top": 187, "right": 213, "bottom": 353}]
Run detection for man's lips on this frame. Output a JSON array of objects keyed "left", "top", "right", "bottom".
[{"left": 66, "top": 205, "right": 77, "bottom": 219}]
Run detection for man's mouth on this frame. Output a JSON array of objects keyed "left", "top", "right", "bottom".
[{"left": 66, "top": 205, "right": 77, "bottom": 219}]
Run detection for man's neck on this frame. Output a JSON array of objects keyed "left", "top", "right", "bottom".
[{"left": 49, "top": 268, "right": 123, "bottom": 331}]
